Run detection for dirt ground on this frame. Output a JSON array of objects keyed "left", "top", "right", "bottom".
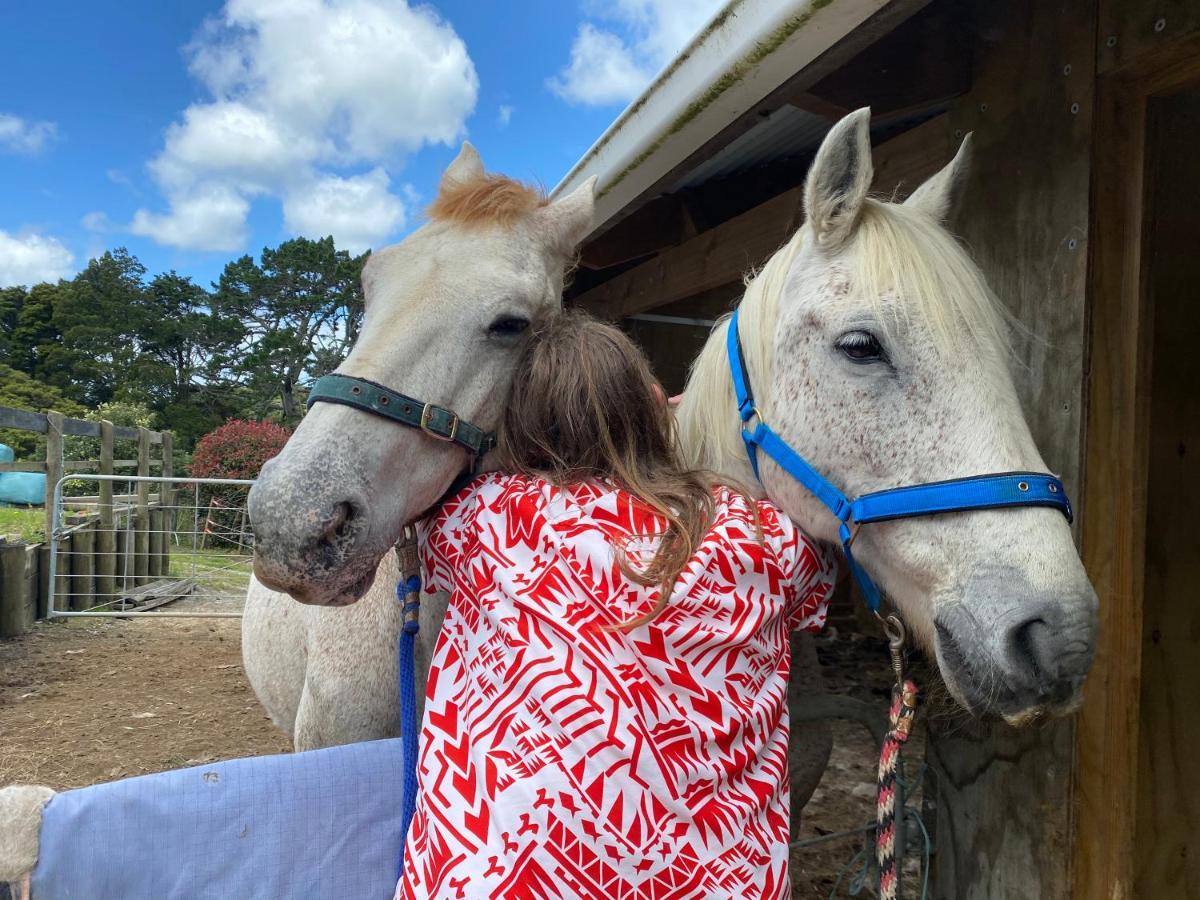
[
  {"left": 0, "top": 611, "right": 291, "bottom": 789},
  {"left": 0, "top": 597, "right": 924, "bottom": 898}
]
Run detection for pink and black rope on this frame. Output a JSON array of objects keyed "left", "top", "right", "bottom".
[{"left": 876, "top": 679, "right": 919, "bottom": 900}]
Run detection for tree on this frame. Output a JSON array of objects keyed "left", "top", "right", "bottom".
[
  {"left": 129, "top": 271, "right": 243, "bottom": 446},
  {"left": 52, "top": 249, "right": 147, "bottom": 406},
  {"left": 0, "top": 364, "right": 86, "bottom": 457},
  {"left": 213, "top": 237, "right": 367, "bottom": 423},
  {"left": 0, "top": 286, "right": 26, "bottom": 363}
]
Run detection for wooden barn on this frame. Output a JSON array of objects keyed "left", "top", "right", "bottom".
[{"left": 553, "top": 0, "right": 1200, "bottom": 897}]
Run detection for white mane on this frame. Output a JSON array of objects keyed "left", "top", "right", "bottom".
[{"left": 676, "top": 197, "right": 1012, "bottom": 477}]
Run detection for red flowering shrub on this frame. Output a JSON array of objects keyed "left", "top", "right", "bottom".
[{"left": 190, "top": 420, "right": 291, "bottom": 480}]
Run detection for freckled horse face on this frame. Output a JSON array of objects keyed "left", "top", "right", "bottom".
[
  {"left": 678, "top": 109, "right": 1097, "bottom": 722},
  {"left": 248, "top": 144, "right": 597, "bottom": 607}
]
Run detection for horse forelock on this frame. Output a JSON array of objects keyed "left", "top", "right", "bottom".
[{"left": 427, "top": 174, "right": 547, "bottom": 228}]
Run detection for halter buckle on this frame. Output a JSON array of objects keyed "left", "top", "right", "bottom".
[{"left": 420, "top": 403, "right": 460, "bottom": 443}]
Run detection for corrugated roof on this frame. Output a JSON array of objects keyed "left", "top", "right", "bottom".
[{"left": 671, "top": 105, "right": 831, "bottom": 190}]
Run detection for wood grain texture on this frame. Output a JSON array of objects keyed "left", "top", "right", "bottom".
[
  {"left": 1072, "top": 29, "right": 1200, "bottom": 900},
  {"left": 922, "top": 1, "right": 1097, "bottom": 897},
  {"left": 1132, "top": 86, "right": 1200, "bottom": 900},
  {"left": 1098, "top": 0, "right": 1200, "bottom": 75}
]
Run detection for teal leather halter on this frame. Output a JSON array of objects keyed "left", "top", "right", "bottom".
[
  {"left": 306, "top": 373, "right": 496, "bottom": 462},
  {"left": 305, "top": 371, "right": 495, "bottom": 876}
]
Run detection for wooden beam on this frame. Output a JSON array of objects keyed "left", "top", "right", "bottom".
[
  {"left": 785, "top": 91, "right": 852, "bottom": 122},
  {"left": 1098, "top": 0, "right": 1200, "bottom": 76},
  {"left": 580, "top": 194, "right": 694, "bottom": 270},
  {"left": 576, "top": 115, "right": 952, "bottom": 319},
  {"left": 807, "top": 3, "right": 971, "bottom": 123}
]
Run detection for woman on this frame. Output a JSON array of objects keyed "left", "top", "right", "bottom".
[{"left": 401, "top": 311, "right": 836, "bottom": 899}]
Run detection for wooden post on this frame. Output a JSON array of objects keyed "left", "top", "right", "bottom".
[
  {"left": 70, "top": 523, "right": 95, "bottom": 610},
  {"left": 161, "top": 431, "right": 174, "bottom": 575},
  {"left": 148, "top": 508, "right": 163, "bottom": 577},
  {"left": 135, "top": 427, "right": 150, "bottom": 584},
  {"left": 52, "top": 533, "right": 71, "bottom": 614},
  {"left": 95, "top": 419, "right": 116, "bottom": 605},
  {"left": 44, "top": 412, "right": 63, "bottom": 546},
  {"left": 0, "top": 541, "right": 35, "bottom": 636}
]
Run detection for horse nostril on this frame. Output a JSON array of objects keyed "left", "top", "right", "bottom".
[
  {"left": 320, "top": 500, "right": 359, "bottom": 546},
  {"left": 1007, "top": 617, "right": 1056, "bottom": 685}
]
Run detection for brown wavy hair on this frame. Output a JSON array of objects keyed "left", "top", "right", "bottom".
[{"left": 496, "top": 310, "right": 717, "bottom": 627}]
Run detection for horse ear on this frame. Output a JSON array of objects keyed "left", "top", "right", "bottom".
[
  {"left": 904, "top": 133, "right": 973, "bottom": 224},
  {"left": 537, "top": 175, "right": 597, "bottom": 256},
  {"left": 439, "top": 142, "right": 484, "bottom": 194},
  {"left": 805, "top": 107, "right": 874, "bottom": 249}
]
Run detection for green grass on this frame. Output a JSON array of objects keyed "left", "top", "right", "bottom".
[
  {"left": 0, "top": 506, "right": 46, "bottom": 542},
  {"left": 168, "top": 543, "right": 253, "bottom": 594}
]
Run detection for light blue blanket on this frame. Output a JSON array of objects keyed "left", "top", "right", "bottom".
[{"left": 32, "top": 740, "right": 404, "bottom": 899}]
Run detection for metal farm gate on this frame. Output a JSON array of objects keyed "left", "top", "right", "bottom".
[{"left": 47, "top": 474, "right": 256, "bottom": 619}]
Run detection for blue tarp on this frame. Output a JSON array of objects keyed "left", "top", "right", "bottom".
[
  {"left": 0, "top": 444, "right": 46, "bottom": 506},
  {"left": 32, "top": 740, "right": 405, "bottom": 899}
]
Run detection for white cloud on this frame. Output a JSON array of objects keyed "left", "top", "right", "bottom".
[
  {"left": 549, "top": 0, "right": 725, "bottom": 106},
  {"left": 497, "top": 104, "right": 514, "bottom": 128},
  {"left": 131, "top": 183, "right": 250, "bottom": 252},
  {"left": 0, "top": 231, "right": 75, "bottom": 287},
  {"left": 81, "top": 211, "right": 111, "bottom": 232},
  {"left": 0, "top": 113, "right": 57, "bottom": 155},
  {"left": 282, "top": 168, "right": 406, "bottom": 254},
  {"left": 133, "top": 0, "right": 479, "bottom": 252}
]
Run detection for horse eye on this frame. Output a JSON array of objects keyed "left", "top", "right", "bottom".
[
  {"left": 836, "top": 330, "right": 887, "bottom": 364},
  {"left": 487, "top": 315, "right": 531, "bottom": 338}
]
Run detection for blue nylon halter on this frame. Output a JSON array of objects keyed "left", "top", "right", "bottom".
[
  {"left": 395, "top": 570, "right": 422, "bottom": 878},
  {"left": 726, "top": 308, "right": 1073, "bottom": 611}
]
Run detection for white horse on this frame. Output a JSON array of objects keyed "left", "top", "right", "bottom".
[
  {"left": 0, "top": 110, "right": 1099, "bottom": 885},
  {"left": 678, "top": 109, "right": 1096, "bottom": 718},
  {"left": 238, "top": 143, "right": 836, "bottom": 822}
]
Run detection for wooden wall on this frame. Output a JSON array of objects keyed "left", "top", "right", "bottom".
[
  {"left": 572, "top": 0, "right": 1200, "bottom": 894},
  {"left": 919, "top": 1, "right": 1096, "bottom": 896},
  {"left": 1132, "top": 86, "right": 1200, "bottom": 900}
]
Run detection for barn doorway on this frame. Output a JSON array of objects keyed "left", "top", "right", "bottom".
[
  {"left": 1132, "top": 84, "right": 1200, "bottom": 900},
  {"left": 1075, "top": 44, "right": 1200, "bottom": 899}
]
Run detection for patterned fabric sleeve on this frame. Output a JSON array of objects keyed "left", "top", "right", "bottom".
[
  {"left": 416, "top": 475, "right": 492, "bottom": 595},
  {"left": 758, "top": 501, "right": 838, "bottom": 633}
]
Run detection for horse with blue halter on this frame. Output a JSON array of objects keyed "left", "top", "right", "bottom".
[{"left": 0, "top": 109, "right": 1097, "bottom": 898}]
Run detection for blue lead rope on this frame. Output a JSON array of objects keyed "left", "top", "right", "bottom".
[
  {"left": 725, "top": 308, "right": 1073, "bottom": 611},
  {"left": 396, "top": 572, "right": 422, "bottom": 879}
]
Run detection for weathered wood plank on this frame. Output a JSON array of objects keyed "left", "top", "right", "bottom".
[
  {"left": 0, "top": 542, "right": 36, "bottom": 636},
  {"left": 1071, "top": 55, "right": 1151, "bottom": 900},
  {"left": 923, "top": 0, "right": 1096, "bottom": 897},
  {"left": 578, "top": 114, "right": 951, "bottom": 319},
  {"left": 69, "top": 524, "right": 95, "bottom": 611},
  {"left": 0, "top": 461, "right": 48, "bottom": 473},
  {"left": 44, "top": 412, "right": 63, "bottom": 545},
  {"left": 1072, "top": 31, "right": 1200, "bottom": 900},
  {"left": 96, "top": 419, "right": 116, "bottom": 605},
  {"left": 1132, "top": 86, "right": 1200, "bottom": 900},
  {"left": 1098, "top": 0, "right": 1200, "bottom": 75},
  {"left": 134, "top": 428, "right": 150, "bottom": 584},
  {"left": 0, "top": 407, "right": 48, "bottom": 433}
]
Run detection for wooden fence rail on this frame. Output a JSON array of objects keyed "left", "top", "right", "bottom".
[{"left": 0, "top": 405, "right": 175, "bottom": 636}]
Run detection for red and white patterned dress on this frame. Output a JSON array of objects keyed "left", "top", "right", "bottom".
[{"left": 398, "top": 473, "right": 836, "bottom": 900}]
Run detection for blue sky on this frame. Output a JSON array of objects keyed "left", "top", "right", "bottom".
[{"left": 0, "top": 0, "right": 725, "bottom": 289}]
